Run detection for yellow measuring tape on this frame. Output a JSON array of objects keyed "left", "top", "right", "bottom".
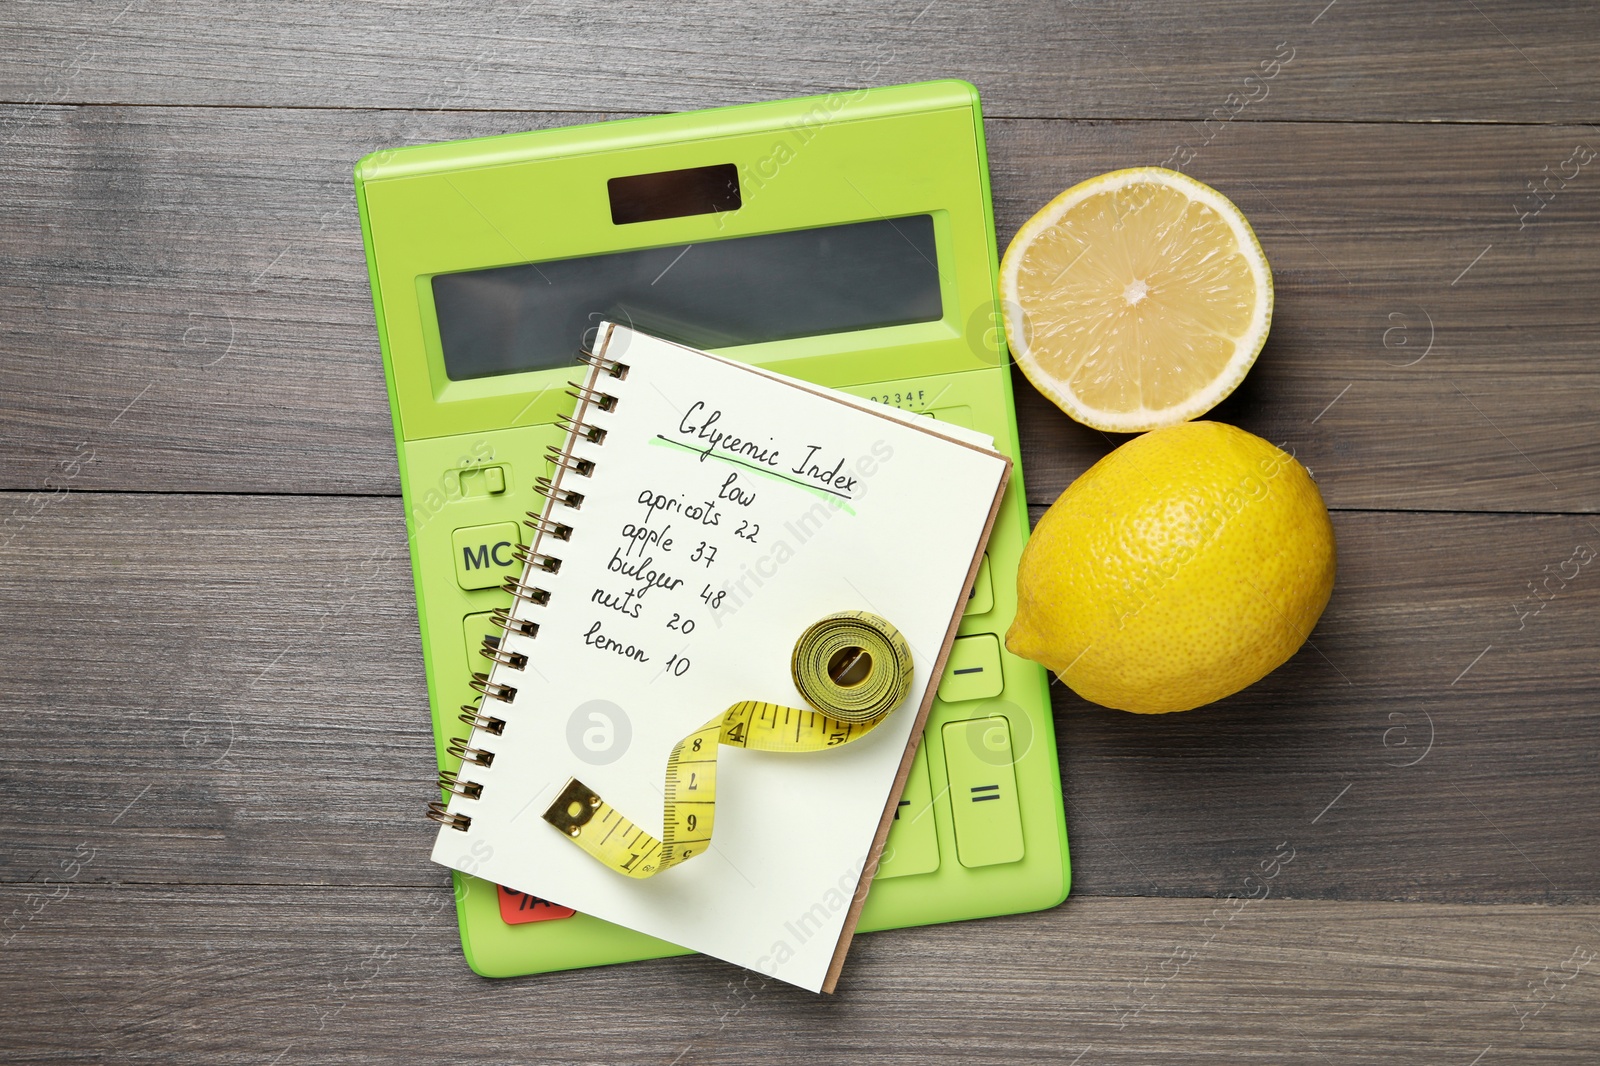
[{"left": 543, "top": 611, "right": 913, "bottom": 878}]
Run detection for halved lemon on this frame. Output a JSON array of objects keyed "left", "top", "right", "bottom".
[{"left": 999, "top": 168, "right": 1273, "bottom": 432}]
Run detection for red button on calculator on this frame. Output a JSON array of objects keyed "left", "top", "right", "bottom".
[{"left": 496, "top": 884, "right": 576, "bottom": 925}]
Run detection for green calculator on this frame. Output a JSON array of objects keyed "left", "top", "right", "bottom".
[{"left": 354, "top": 79, "right": 1070, "bottom": 978}]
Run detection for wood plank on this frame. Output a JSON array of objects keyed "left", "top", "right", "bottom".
[
  {"left": 1, "top": 9, "right": 1593, "bottom": 1061},
  {"left": 3, "top": 884, "right": 1596, "bottom": 1063},
  {"left": 990, "top": 118, "right": 1600, "bottom": 512},
  {"left": 0, "top": 105, "right": 596, "bottom": 498},
  {"left": 2, "top": 492, "right": 1597, "bottom": 901},
  {"left": 2, "top": 107, "right": 1597, "bottom": 509},
  {"left": 1, "top": 0, "right": 1596, "bottom": 122}
]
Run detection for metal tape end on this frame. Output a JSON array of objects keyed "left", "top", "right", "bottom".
[{"left": 543, "top": 778, "right": 601, "bottom": 836}]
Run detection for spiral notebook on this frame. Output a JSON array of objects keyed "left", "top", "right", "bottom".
[{"left": 430, "top": 323, "right": 1010, "bottom": 992}]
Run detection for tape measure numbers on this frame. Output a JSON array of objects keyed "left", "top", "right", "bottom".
[{"left": 543, "top": 611, "right": 913, "bottom": 878}]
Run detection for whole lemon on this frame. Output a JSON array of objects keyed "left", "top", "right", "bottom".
[{"left": 1007, "top": 421, "right": 1335, "bottom": 713}]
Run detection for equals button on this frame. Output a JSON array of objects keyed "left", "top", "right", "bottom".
[{"left": 942, "top": 716, "right": 1024, "bottom": 868}]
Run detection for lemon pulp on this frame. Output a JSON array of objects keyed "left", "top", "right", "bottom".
[{"left": 1001, "top": 168, "right": 1272, "bottom": 432}]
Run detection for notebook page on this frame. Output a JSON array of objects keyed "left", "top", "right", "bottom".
[{"left": 432, "top": 324, "right": 1009, "bottom": 991}]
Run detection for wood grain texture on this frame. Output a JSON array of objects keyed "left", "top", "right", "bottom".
[
  {"left": 2, "top": 493, "right": 1596, "bottom": 902},
  {"left": 1, "top": 105, "right": 1597, "bottom": 510},
  {"left": 3, "top": 885, "right": 1596, "bottom": 1065},
  {"left": 1, "top": 0, "right": 1597, "bottom": 122},
  {"left": 3, "top": 4, "right": 1598, "bottom": 1059}
]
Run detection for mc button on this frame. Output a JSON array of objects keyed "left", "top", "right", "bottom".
[{"left": 452, "top": 522, "right": 520, "bottom": 590}]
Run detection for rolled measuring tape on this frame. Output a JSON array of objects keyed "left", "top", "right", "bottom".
[{"left": 543, "top": 610, "right": 913, "bottom": 879}]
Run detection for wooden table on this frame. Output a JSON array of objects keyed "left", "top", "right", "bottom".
[{"left": 3, "top": 4, "right": 1597, "bottom": 1062}]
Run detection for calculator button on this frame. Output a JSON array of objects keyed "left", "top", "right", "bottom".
[
  {"left": 941, "top": 716, "right": 1025, "bottom": 868},
  {"left": 497, "top": 884, "right": 575, "bottom": 925},
  {"left": 964, "top": 554, "right": 994, "bottom": 616},
  {"left": 452, "top": 522, "right": 520, "bottom": 589},
  {"left": 937, "top": 634, "right": 1003, "bottom": 702},
  {"left": 462, "top": 612, "right": 499, "bottom": 668},
  {"left": 876, "top": 740, "right": 939, "bottom": 879}
]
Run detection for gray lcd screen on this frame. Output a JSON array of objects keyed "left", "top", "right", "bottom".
[{"left": 431, "top": 215, "right": 941, "bottom": 380}]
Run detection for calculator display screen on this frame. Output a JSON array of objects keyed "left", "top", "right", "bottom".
[{"left": 431, "top": 215, "right": 942, "bottom": 380}]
